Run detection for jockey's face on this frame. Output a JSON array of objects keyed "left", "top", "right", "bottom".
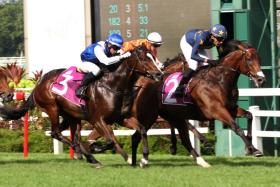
[
  {"left": 108, "top": 44, "right": 121, "bottom": 56},
  {"left": 151, "top": 43, "right": 161, "bottom": 50},
  {"left": 211, "top": 35, "right": 224, "bottom": 47}
]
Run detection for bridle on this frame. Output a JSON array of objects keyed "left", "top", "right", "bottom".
[
  {"left": 125, "top": 48, "right": 163, "bottom": 80},
  {"left": 220, "top": 47, "right": 259, "bottom": 80}
]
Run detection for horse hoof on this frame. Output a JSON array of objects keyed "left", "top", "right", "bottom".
[
  {"left": 127, "top": 157, "right": 132, "bottom": 165},
  {"left": 169, "top": 147, "right": 177, "bottom": 155},
  {"left": 196, "top": 157, "right": 211, "bottom": 168},
  {"left": 139, "top": 158, "right": 148, "bottom": 168},
  {"left": 74, "top": 153, "right": 83, "bottom": 160},
  {"left": 253, "top": 150, "right": 263, "bottom": 157},
  {"left": 93, "top": 162, "right": 103, "bottom": 169}
]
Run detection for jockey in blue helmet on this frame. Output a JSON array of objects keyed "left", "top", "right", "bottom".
[
  {"left": 76, "top": 33, "right": 131, "bottom": 99},
  {"left": 174, "top": 24, "right": 228, "bottom": 96}
]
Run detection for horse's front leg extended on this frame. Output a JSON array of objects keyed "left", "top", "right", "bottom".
[
  {"left": 214, "top": 108, "right": 263, "bottom": 157},
  {"left": 93, "top": 119, "right": 130, "bottom": 164},
  {"left": 235, "top": 106, "right": 253, "bottom": 142}
]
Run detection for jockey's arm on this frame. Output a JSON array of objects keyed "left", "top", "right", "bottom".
[
  {"left": 191, "top": 43, "right": 206, "bottom": 63},
  {"left": 94, "top": 45, "right": 121, "bottom": 65}
]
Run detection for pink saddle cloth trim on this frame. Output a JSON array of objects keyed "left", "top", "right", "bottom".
[
  {"left": 162, "top": 72, "right": 193, "bottom": 106},
  {"left": 51, "top": 66, "right": 86, "bottom": 106}
]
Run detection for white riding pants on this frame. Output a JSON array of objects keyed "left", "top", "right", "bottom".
[
  {"left": 77, "top": 62, "right": 101, "bottom": 76},
  {"left": 180, "top": 35, "right": 210, "bottom": 71}
]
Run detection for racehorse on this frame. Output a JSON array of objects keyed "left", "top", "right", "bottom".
[
  {"left": 90, "top": 40, "right": 265, "bottom": 167},
  {"left": 0, "top": 46, "right": 161, "bottom": 168}
]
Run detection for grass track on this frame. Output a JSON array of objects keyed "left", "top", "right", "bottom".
[{"left": 1, "top": 153, "right": 280, "bottom": 187}]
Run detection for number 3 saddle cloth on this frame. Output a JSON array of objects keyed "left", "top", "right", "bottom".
[{"left": 51, "top": 66, "right": 85, "bottom": 106}]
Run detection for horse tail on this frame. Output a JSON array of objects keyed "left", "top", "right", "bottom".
[{"left": 0, "top": 92, "right": 35, "bottom": 120}]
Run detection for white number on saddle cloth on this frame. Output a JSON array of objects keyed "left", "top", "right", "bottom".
[
  {"left": 163, "top": 74, "right": 180, "bottom": 103},
  {"left": 51, "top": 70, "right": 73, "bottom": 95}
]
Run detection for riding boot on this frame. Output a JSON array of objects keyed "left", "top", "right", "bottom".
[
  {"left": 76, "top": 73, "right": 96, "bottom": 99},
  {"left": 174, "top": 69, "right": 194, "bottom": 97}
]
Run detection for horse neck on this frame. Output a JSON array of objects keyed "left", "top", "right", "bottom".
[
  {"left": 101, "top": 60, "right": 139, "bottom": 91},
  {"left": 217, "top": 52, "right": 244, "bottom": 87}
]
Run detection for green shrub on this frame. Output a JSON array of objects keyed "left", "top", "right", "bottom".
[{"left": 0, "top": 129, "right": 52, "bottom": 152}]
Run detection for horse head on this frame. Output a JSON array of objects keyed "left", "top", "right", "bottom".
[
  {"left": 124, "top": 45, "right": 163, "bottom": 81},
  {"left": 219, "top": 41, "right": 266, "bottom": 88}
]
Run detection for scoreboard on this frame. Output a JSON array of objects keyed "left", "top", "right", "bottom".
[{"left": 92, "top": 0, "right": 211, "bottom": 61}]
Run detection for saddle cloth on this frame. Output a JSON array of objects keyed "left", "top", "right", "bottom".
[
  {"left": 162, "top": 72, "right": 193, "bottom": 105},
  {"left": 51, "top": 66, "right": 85, "bottom": 106}
]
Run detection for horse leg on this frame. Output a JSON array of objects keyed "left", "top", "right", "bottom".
[
  {"left": 214, "top": 108, "right": 263, "bottom": 157},
  {"left": 91, "top": 118, "right": 131, "bottom": 164},
  {"left": 71, "top": 122, "right": 84, "bottom": 160},
  {"left": 169, "top": 125, "right": 177, "bottom": 155},
  {"left": 124, "top": 117, "right": 149, "bottom": 167},
  {"left": 104, "top": 125, "right": 131, "bottom": 164},
  {"left": 185, "top": 120, "right": 212, "bottom": 148},
  {"left": 46, "top": 108, "right": 72, "bottom": 147},
  {"left": 171, "top": 120, "right": 211, "bottom": 168},
  {"left": 59, "top": 114, "right": 83, "bottom": 160},
  {"left": 131, "top": 131, "right": 142, "bottom": 166},
  {"left": 235, "top": 106, "right": 253, "bottom": 141}
]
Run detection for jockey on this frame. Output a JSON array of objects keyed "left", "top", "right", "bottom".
[
  {"left": 76, "top": 33, "right": 131, "bottom": 98},
  {"left": 174, "top": 24, "right": 228, "bottom": 96},
  {"left": 120, "top": 32, "right": 164, "bottom": 70}
]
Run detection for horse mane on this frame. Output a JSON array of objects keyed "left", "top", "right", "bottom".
[
  {"left": 218, "top": 39, "right": 253, "bottom": 58},
  {"left": 163, "top": 53, "right": 185, "bottom": 68}
]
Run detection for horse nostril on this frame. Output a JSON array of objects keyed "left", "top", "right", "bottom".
[{"left": 258, "top": 77, "right": 265, "bottom": 85}]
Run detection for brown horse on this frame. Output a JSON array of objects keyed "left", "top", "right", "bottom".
[
  {"left": 0, "top": 46, "right": 161, "bottom": 168},
  {"left": 133, "top": 41, "right": 265, "bottom": 165},
  {"left": 89, "top": 40, "right": 265, "bottom": 167}
]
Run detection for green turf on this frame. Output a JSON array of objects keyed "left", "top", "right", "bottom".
[{"left": 0, "top": 153, "right": 280, "bottom": 187}]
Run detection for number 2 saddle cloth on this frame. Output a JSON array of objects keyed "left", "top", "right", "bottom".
[
  {"left": 50, "top": 66, "right": 85, "bottom": 106},
  {"left": 162, "top": 72, "right": 193, "bottom": 105}
]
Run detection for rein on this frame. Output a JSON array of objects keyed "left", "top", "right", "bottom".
[{"left": 125, "top": 50, "right": 162, "bottom": 80}]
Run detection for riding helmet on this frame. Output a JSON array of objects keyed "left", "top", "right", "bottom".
[
  {"left": 147, "top": 32, "right": 163, "bottom": 45},
  {"left": 107, "top": 33, "right": 124, "bottom": 48},
  {"left": 210, "top": 24, "right": 227, "bottom": 39}
]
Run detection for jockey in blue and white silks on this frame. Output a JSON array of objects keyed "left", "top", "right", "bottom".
[
  {"left": 174, "top": 24, "right": 228, "bottom": 96},
  {"left": 76, "top": 33, "right": 131, "bottom": 98}
]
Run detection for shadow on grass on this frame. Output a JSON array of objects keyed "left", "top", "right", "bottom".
[
  {"left": 0, "top": 157, "right": 78, "bottom": 165},
  {"left": 105, "top": 156, "right": 280, "bottom": 168}
]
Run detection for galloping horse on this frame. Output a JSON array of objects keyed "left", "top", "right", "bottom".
[
  {"left": 96, "top": 40, "right": 265, "bottom": 167},
  {"left": 0, "top": 46, "right": 161, "bottom": 168},
  {"left": 133, "top": 40, "right": 265, "bottom": 164}
]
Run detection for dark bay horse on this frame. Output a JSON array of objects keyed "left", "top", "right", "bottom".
[
  {"left": 0, "top": 46, "right": 161, "bottom": 168},
  {"left": 95, "top": 40, "right": 265, "bottom": 167}
]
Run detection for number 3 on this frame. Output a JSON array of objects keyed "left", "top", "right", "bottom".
[{"left": 52, "top": 70, "right": 73, "bottom": 95}]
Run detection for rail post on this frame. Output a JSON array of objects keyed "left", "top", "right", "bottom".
[
  {"left": 249, "top": 105, "right": 263, "bottom": 153},
  {"left": 15, "top": 91, "right": 28, "bottom": 159}
]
